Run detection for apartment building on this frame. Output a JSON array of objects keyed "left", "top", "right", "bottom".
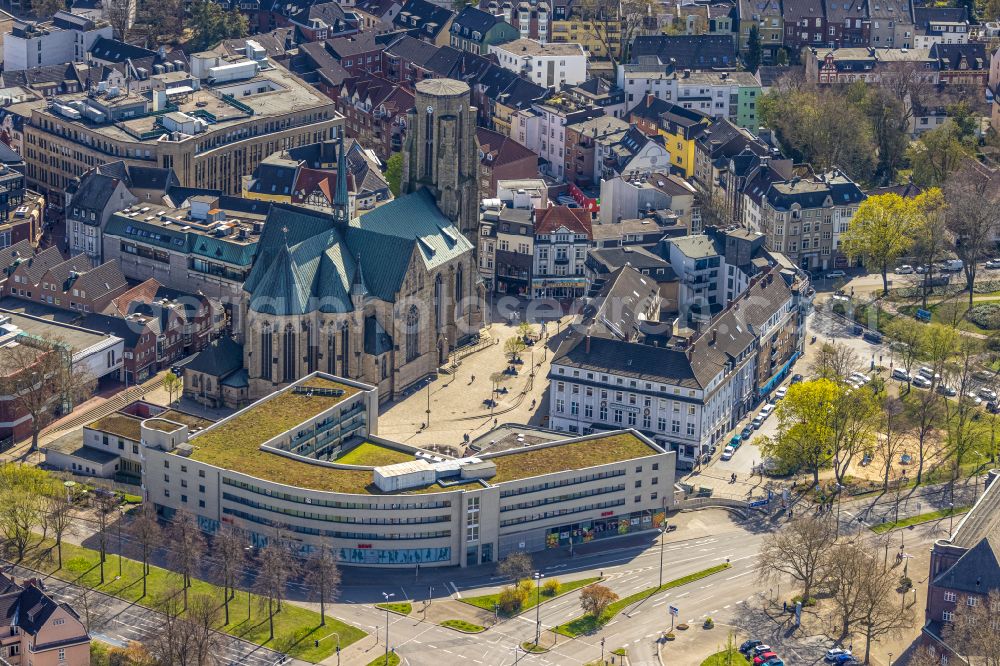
[
  {"left": 598, "top": 172, "right": 699, "bottom": 229},
  {"left": 482, "top": 0, "right": 555, "bottom": 43},
  {"left": 0, "top": 164, "right": 43, "bottom": 250},
  {"left": 491, "top": 38, "right": 587, "bottom": 87},
  {"left": 53, "top": 373, "right": 675, "bottom": 565},
  {"left": 21, "top": 51, "right": 342, "bottom": 209},
  {"left": 450, "top": 5, "right": 519, "bottom": 54},
  {"left": 475, "top": 128, "right": 539, "bottom": 197},
  {"left": 3, "top": 11, "right": 111, "bottom": 72},
  {"left": 0, "top": 574, "right": 90, "bottom": 665},
  {"left": 564, "top": 116, "right": 631, "bottom": 187},
  {"left": 532, "top": 205, "right": 592, "bottom": 298},
  {"left": 393, "top": 0, "right": 456, "bottom": 46},
  {"left": 478, "top": 203, "right": 534, "bottom": 295},
  {"left": 548, "top": 264, "right": 805, "bottom": 468},
  {"left": 512, "top": 96, "right": 603, "bottom": 181},
  {"left": 5, "top": 249, "right": 128, "bottom": 314},
  {"left": 618, "top": 68, "right": 761, "bottom": 130},
  {"left": 735, "top": 0, "right": 783, "bottom": 61},
  {"left": 865, "top": 0, "right": 914, "bottom": 48},
  {"left": 756, "top": 170, "right": 866, "bottom": 271}
]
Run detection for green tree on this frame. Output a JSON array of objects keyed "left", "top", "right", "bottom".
[
  {"left": 945, "top": 160, "right": 1000, "bottom": 307},
  {"left": 841, "top": 193, "right": 917, "bottom": 294},
  {"left": 162, "top": 371, "right": 182, "bottom": 404},
  {"left": 745, "top": 25, "right": 763, "bottom": 73},
  {"left": 774, "top": 47, "right": 789, "bottom": 66},
  {"left": 760, "top": 378, "right": 840, "bottom": 484},
  {"left": 884, "top": 318, "right": 923, "bottom": 384},
  {"left": 907, "top": 121, "right": 971, "bottom": 187},
  {"left": 385, "top": 152, "right": 403, "bottom": 197},
  {"left": 189, "top": 0, "right": 248, "bottom": 51},
  {"left": 143, "top": 0, "right": 185, "bottom": 44}
]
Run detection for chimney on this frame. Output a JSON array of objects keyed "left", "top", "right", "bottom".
[
  {"left": 585, "top": 333, "right": 591, "bottom": 353},
  {"left": 711, "top": 329, "right": 717, "bottom": 345},
  {"left": 646, "top": 93, "right": 655, "bottom": 108}
]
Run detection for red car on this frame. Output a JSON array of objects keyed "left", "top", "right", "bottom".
[{"left": 754, "top": 653, "right": 779, "bottom": 665}]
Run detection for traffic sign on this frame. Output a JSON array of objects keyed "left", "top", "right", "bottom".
[
  {"left": 668, "top": 605, "right": 679, "bottom": 617},
  {"left": 749, "top": 498, "right": 770, "bottom": 508}
]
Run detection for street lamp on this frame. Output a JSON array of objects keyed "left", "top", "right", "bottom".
[
  {"left": 533, "top": 572, "right": 543, "bottom": 647},
  {"left": 658, "top": 524, "right": 667, "bottom": 588},
  {"left": 949, "top": 502, "right": 955, "bottom": 538},
  {"left": 117, "top": 506, "right": 123, "bottom": 579},
  {"left": 382, "top": 592, "right": 394, "bottom": 663},
  {"left": 835, "top": 483, "right": 844, "bottom": 537},
  {"left": 245, "top": 546, "right": 253, "bottom": 619},
  {"left": 888, "top": 652, "right": 893, "bottom": 666}
]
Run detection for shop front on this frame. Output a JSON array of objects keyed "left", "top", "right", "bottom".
[
  {"left": 544, "top": 509, "right": 665, "bottom": 549},
  {"left": 531, "top": 277, "right": 588, "bottom": 299}
]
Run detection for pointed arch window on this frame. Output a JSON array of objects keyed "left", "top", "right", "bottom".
[{"left": 406, "top": 306, "right": 420, "bottom": 362}]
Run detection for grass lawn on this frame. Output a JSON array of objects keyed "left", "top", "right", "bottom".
[
  {"left": 440, "top": 619, "right": 485, "bottom": 633},
  {"left": 489, "top": 433, "right": 658, "bottom": 482},
  {"left": 701, "top": 648, "right": 743, "bottom": 666},
  {"left": 366, "top": 654, "right": 401, "bottom": 666},
  {"left": 521, "top": 642, "right": 547, "bottom": 653},
  {"left": 337, "top": 442, "right": 412, "bottom": 467},
  {"left": 895, "top": 300, "right": 987, "bottom": 334},
  {"left": 375, "top": 601, "right": 412, "bottom": 615},
  {"left": 20, "top": 536, "right": 365, "bottom": 663},
  {"left": 870, "top": 505, "right": 970, "bottom": 534},
  {"left": 553, "top": 563, "right": 731, "bottom": 637},
  {"left": 613, "top": 648, "right": 628, "bottom": 656},
  {"left": 459, "top": 576, "right": 600, "bottom": 616}
]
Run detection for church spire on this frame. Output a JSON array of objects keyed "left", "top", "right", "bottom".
[{"left": 333, "top": 136, "right": 350, "bottom": 223}]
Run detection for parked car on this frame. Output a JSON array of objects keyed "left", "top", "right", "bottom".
[
  {"left": 989, "top": 401, "right": 1000, "bottom": 414},
  {"left": 826, "top": 270, "right": 846, "bottom": 279},
  {"left": 891, "top": 368, "right": 911, "bottom": 382},
  {"left": 754, "top": 652, "right": 780, "bottom": 666},
  {"left": 831, "top": 654, "right": 857, "bottom": 665},
  {"left": 936, "top": 384, "right": 958, "bottom": 397},
  {"left": 775, "top": 386, "right": 787, "bottom": 400},
  {"left": 979, "top": 388, "right": 998, "bottom": 401},
  {"left": 765, "top": 660, "right": 785, "bottom": 666},
  {"left": 915, "top": 264, "right": 930, "bottom": 274},
  {"left": 729, "top": 435, "right": 742, "bottom": 450},
  {"left": 964, "top": 391, "right": 983, "bottom": 405},
  {"left": 741, "top": 425, "right": 754, "bottom": 439},
  {"left": 752, "top": 646, "right": 774, "bottom": 656},
  {"left": 849, "top": 372, "right": 871, "bottom": 384},
  {"left": 721, "top": 446, "right": 736, "bottom": 461},
  {"left": 760, "top": 403, "right": 775, "bottom": 418},
  {"left": 852, "top": 324, "right": 864, "bottom": 335},
  {"left": 895, "top": 264, "right": 914, "bottom": 274},
  {"left": 826, "top": 649, "right": 851, "bottom": 662},
  {"left": 918, "top": 366, "right": 941, "bottom": 381},
  {"left": 740, "top": 640, "right": 764, "bottom": 655},
  {"left": 863, "top": 330, "right": 883, "bottom": 344},
  {"left": 912, "top": 375, "right": 933, "bottom": 389},
  {"left": 752, "top": 414, "right": 766, "bottom": 429},
  {"left": 986, "top": 259, "right": 1000, "bottom": 270},
  {"left": 791, "top": 374, "right": 803, "bottom": 384}
]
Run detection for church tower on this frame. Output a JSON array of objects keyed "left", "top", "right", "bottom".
[{"left": 401, "top": 78, "right": 480, "bottom": 238}]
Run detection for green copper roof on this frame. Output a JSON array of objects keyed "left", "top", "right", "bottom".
[{"left": 243, "top": 192, "right": 469, "bottom": 316}]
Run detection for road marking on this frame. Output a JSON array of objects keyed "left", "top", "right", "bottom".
[
  {"left": 724, "top": 605, "right": 731, "bottom": 609},
  {"left": 726, "top": 571, "right": 753, "bottom": 581},
  {"left": 427, "top": 645, "right": 437, "bottom": 649},
  {"left": 676, "top": 592, "right": 690, "bottom": 598},
  {"left": 449, "top": 581, "right": 462, "bottom": 599}
]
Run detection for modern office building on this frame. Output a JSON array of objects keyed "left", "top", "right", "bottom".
[
  {"left": 48, "top": 373, "right": 675, "bottom": 566},
  {"left": 21, "top": 50, "right": 341, "bottom": 209}
]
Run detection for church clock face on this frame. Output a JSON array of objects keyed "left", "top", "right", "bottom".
[{"left": 426, "top": 106, "right": 434, "bottom": 114}]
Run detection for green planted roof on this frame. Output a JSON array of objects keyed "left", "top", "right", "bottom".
[{"left": 487, "top": 433, "right": 662, "bottom": 483}]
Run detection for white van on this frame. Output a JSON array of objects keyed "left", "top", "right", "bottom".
[
  {"left": 942, "top": 259, "right": 964, "bottom": 272},
  {"left": 759, "top": 403, "right": 775, "bottom": 418}
]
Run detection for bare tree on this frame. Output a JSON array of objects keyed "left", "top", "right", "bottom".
[
  {"left": 0, "top": 338, "right": 95, "bottom": 452},
  {"left": 253, "top": 540, "right": 295, "bottom": 640},
  {"left": 126, "top": 502, "right": 161, "bottom": 598},
  {"left": 579, "top": 584, "right": 618, "bottom": 618},
  {"left": 904, "top": 387, "right": 943, "bottom": 486},
  {"left": 215, "top": 525, "right": 247, "bottom": 626},
  {"left": 574, "top": 0, "right": 652, "bottom": 70},
  {"left": 93, "top": 490, "right": 121, "bottom": 584},
  {"left": 811, "top": 341, "right": 858, "bottom": 383},
  {"left": 105, "top": 0, "right": 136, "bottom": 41},
  {"left": 825, "top": 542, "right": 868, "bottom": 639},
  {"left": 945, "top": 160, "right": 1000, "bottom": 307},
  {"left": 854, "top": 542, "right": 915, "bottom": 664},
  {"left": 875, "top": 397, "right": 909, "bottom": 492},
  {"left": 910, "top": 188, "right": 950, "bottom": 309},
  {"left": 43, "top": 491, "right": 74, "bottom": 569},
  {"left": 303, "top": 544, "right": 341, "bottom": 626},
  {"left": 756, "top": 515, "right": 836, "bottom": 601},
  {"left": 184, "top": 593, "right": 225, "bottom": 666},
  {"left": 167, "top": 510, "right": 205, "bottom": 609},
  {"left": 149, "top": 583, "right": 194, "bottom": 665},
  {"left": 945, "top": 589, "right": 1000, "bottom": 666},
  {"left": 497, "top": 551, "right": 534, "bottom": 582},
  {"left": 830, "top": 388, "right": 880, "bottom": 487}
]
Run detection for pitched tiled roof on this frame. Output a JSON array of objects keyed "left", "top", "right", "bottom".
[
  {"left": 534, "top": 206, "right": 592, "bottom": 237},
  {"left": 89, "top": 37, "right": 156, "bottom": 63},
  {"left": 930, "top": 42, "right": 987, "bottom": 70},
  {"left": 393, "top": 0, "right": 456, "bottom": 39},
  {"left": 14, "top": 247, "right": 64, "bottom": 287},
  {"left": 476, "top": 127, "right": 537, "bottom": 169},
  {"left": 324, "top": 31, "right": 383, "bottom": 58},
  {"left": 631, "top": 35, "right": 736, "bottom": 69},
  {"left": 106, "top": 278, "right": 162, "bottom": 317},
  {"left": 781, "top": 0, "right": 825, "bottom": 21},
  {"left": 452, "top": 5, "right": 507, "bottom": 37},
  {"left": 383, "top": 34, "right": 440, "bottom": 67},
  {"left": 824, "top": 0, "right": 867, "bottom": 22},
  {"left": 932, "top": 536, "right": 1000, "bottom": 595},
  {"left": 0, "top": 240, "right": 35, "bottom": 277}
]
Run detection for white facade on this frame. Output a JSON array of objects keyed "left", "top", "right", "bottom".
[
  {"left": 3, "top": 16, "right": 112, "bottom": 72},
  {"left": 595, "top": 135, "right": 670, "bottom": 184},
  {"left": 914, "top": 23, "right": 969, "bottom": 48},
  {"left": 533, "top": 223, "right": 589, "bottom": 297},
  {"left": 490, "top": 39, "right": 587, "bottom": 87}
]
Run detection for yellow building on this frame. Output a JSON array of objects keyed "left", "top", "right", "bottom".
[
  {"left": 550, "top": 18, "right": 622, "bottom": 60},
  {"left": 626, "top": 97, "right": 710, "bottom": 178}
]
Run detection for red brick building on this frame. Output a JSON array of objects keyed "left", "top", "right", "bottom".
[
  {"left": 4, "top": 248, "right": 128, "bottom": 314},
  {"left": 333, "top": 76, "right": 414, "bottom": 160}
]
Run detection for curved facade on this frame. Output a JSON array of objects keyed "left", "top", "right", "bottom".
[{"left": 136, "top": 373, "right": 675, "bottom": 567}]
